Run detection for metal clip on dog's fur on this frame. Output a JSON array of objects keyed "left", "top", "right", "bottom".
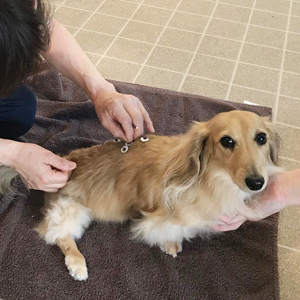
[
  {"left": 121, "top": 146, "right": 128, "bottom": 153},
  {"left": 121, "top": 142, "right": 131, "bottom": 153},
  {"left": 113, "top": 138, "right": 129, "bottom": 153},
  {"left": 141, "top": 136, "right": 149, "bottom": 142},
  {"left": 117, "top": 137, "right": 149, "bottom": 154}
]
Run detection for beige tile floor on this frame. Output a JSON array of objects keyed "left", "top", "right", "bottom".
[{"left": 52, "top": 0, "right": 300, "bottom": 298}]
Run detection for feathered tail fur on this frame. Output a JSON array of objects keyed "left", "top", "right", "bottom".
[{"left": 0, "top": 165, "right": 18, "bottom": 194}]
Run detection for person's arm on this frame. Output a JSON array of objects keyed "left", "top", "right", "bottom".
[
  {"left": 209, "top": 169, "right": 300, "bottom": 231},
  {"left": 0, "top": 138, "right": 76, "bottom": 192},
  {"left": 41, "top": 20, "right": 154, "bottom": 142},
  {"left": 0, "top": 139, "right": 16, "bottom": 166}
]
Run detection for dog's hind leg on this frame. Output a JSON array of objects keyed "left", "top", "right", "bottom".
[{"left": 35, "top": 196, "right": 92, "bottom": 281}]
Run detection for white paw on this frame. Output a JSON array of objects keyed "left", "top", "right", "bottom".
[
  {"left": 160, "top": 241, "right": 182, "bottom": 258},
  {"left": 65, "top": 254, "right": 88, "bottom": 281}
]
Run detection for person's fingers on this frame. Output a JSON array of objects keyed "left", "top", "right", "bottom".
[
  {"left": 123, "top": 100, "right": 144, "bottom": 139},
  {"left": 210, "top": 221, "right": 244, "bottom": 232},
  {"left": 208, "top": 214, "right": 246, "bottom": 231},
  {"left": 137, "top": 101, "right": 155, "bottom": 133},
  {"left": 102, "top": 117, "right": 127, "bottom": 141},
  {"left": 26, "top": 167, "right": 70, "bottom": 191},
  {"left": 221, "top": 221, "right": 244, "bottom": 231},
  {"left": 94, "top": 91, "right": 153, "bottom": 141},
  {"left": 114, "top": 106, "right": 135, "bottom": 142},
  {"left": 47, "top": 154, "right": 76, "bottom": 171},
  {"left": 46, "top": 168, "right": 71, "bottom": 184},
  {"left": 218, "top": 214, "right": 245, "bottom": 224},
  {"left": 38, "top": 187, "right": 61, "bottom": 193},
  {"left": 19, "top": 173, "right": 65, "bottom": 191}
]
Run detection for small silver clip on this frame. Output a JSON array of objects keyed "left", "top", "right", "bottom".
[
  {"left": 140, "top": 136, "right": 149, "bottom": 142},
  {"left": 121, "top": 146, "right": 129, "bottom": 153},
  {"left": 125, "top": 142, "right": 132, "bottom": 146}
]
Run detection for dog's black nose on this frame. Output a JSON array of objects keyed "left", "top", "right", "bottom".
[{"left": 245, "top": 176, "right": 265, "bottom": 191}]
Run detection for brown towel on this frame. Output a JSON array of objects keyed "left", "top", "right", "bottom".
[{"left": 0, "top": 63, "right": 279, "bottom": 300}]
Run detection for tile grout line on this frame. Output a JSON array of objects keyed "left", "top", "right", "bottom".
[
  {"left": 210, "top": 2, "right": 292, "bottom": 16},
  {"left": 204, "top": 30, "right": 295, "bottom": 45},
  {"left": 278, "top": 244, "right": 300, "bottom": 253},
  {"left": 177, "top": 1, "right": 220, "bottom": 92},
  {"left": 225, "top": 0, "right": 257, "bottom": 100},
  {"left": 279, "top": 156, "right": 300, "bottom": 164},
  {"left": 95, "top": 54, "right": 291, "bottom": 92},
  {"left": 58, "top": 3, "right": 299, "bottom": 30},
  {"left": 276, "top": 121, "right": 300, "bottom": 130},
  {"left": 57, "top": 6, "right": 300, "bottom": 36},
  {"left": 72, "top": 1, "right": 107, "bottom": 38},
  {"left": 95, "top": 1, "right": 147, "bottom": 68},
  {"left": 86, "top": 51, "right": 300, "bottom": 101},
  {"left": 58, "top": 6, "right": 248, "bottom": 26},
  {"left": 56, "top": 4, "right": 300, "bottom": 102},
  {"left": 102, "top": 51, "right": 284, "bottom": 72},
  {"left": 65, "top": 24, "right": 298, "bottom": 53},
  {"left": 118, "top": 0, "right": 295, "bottom": 17},
  {"left": 92, "top": 54, "right": 300, "bottom": 100},
  {"left": 88, "top": 46, "right": 299, "bottom": 79},
  {"left": 54, "top": 0, "right": 68, "bottom": 12},
  {"left": 132, "top": 0, "right": 186, "bottom": 83},
  {"left": 65, "top": 24, "right": 300, "bottom": 56},
  {"left": 273, "top": 0, "right": 294, "bottom": 123}
]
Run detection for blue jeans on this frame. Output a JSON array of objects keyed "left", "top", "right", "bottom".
[{"left": 0, "top": 85, "right": 37, "bottom": 139}]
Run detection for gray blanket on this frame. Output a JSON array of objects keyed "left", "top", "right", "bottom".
[{"left": 0, "top": 63, "right": 279, "bottom": 300}]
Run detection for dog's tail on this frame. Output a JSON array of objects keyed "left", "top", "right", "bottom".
[{"left": 0, "top": 165, "right": 18, "bottom": 194}]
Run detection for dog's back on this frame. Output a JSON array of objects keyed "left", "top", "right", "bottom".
[{"left": 48, "top": 135, "right": 178, "bottom": 221}]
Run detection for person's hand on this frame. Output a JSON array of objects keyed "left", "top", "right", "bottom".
[
  {"left": 92, "top": 86, "right": 155, "bottom": 142},
  {"left": 208, "top": 173, "right": 289, "bottom": 231},
  {"left": 42, "top": 20, "right": 154, "bottom": 142},
  {"left": 10, "top": 143, "right": 76, "bottom": 193}
]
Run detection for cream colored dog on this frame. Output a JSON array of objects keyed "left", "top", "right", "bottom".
[{"left": 34, "top": 110, "right": 281, "bottom": 281}]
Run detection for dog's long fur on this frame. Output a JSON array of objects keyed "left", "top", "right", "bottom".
[
  {"left": 1, "top": 110, "right": 281, "bottom": 281},
  {"left": 0, "top": 165, "right": 18, "bottom": 194}
]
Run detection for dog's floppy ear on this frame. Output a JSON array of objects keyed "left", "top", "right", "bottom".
[
  {"left": 162, "top": 122, "right": 208, "bottom": 210},
  {"left": 263, "top": 116, "right": 281, "bottom": 165}
]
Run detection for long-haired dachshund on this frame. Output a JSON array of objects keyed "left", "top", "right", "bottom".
[{"left": 33, "top": 110, "right": 281, "bottom": 281}]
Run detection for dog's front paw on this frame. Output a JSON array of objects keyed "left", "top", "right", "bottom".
[
  {"left": 160, "top": 241, "right": 182, "bottom": 258},
  {"left": 65, "top": 254, "right": 88, "bottom": 281}
]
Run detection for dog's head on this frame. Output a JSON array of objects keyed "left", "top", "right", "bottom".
[
  {"left": 163, "top": 110, "right": 281, "bottom": 208},
  {"left": 204, "top": 110, "right": 280, "bottom": 193}
]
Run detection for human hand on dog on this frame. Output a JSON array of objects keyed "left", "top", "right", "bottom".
[
  {"left": 42, "top": 20, "right": 154, "bottom": 143},
  {"left": 208, "top": 171, "right": 300, "bottom": 231},
  {"left": 92, "top": 84, "right": 155, "bottom": 142},
  {"left": 8, "top": 142, "right": 76, "bottom": 193}
]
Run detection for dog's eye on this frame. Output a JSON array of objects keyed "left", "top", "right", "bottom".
[
  {"left": 255, "top": 132, "right": 267, "bottom": 145},
  {"left": 220, "top": 136, "right": 235, "bottom": 150}
]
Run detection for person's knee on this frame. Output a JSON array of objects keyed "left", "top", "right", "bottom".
[
  {"left": 0, "top": 85, "right": 37, "bottom": 139},
  {"left": 15, "top": 84, "right": 37, "bottom": 121}
]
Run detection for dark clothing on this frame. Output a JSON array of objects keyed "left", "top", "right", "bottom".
[{"left": 0, "top": 85, "right": 37, "bottom": 139}]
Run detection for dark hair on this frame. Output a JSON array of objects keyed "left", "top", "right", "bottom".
[{"left": 0, "top": 0, "right": 52, "bottom": 97}]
